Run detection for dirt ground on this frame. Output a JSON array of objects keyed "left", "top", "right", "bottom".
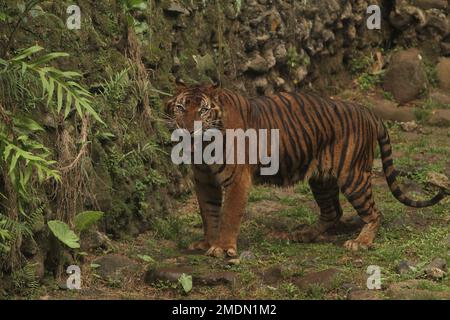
[{"left": 16, "top": 103, "right": 450, "bottom": 300}]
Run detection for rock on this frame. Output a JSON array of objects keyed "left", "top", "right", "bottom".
[
  {"left": 274, "top": 77, "right": 285, "bottom": 88},
  {"left": 426, "top": 267, "right": 446, "bottom": 279},
  {"left": 294, "top": 66, "right": 308, "bottom": 84},
  {"left": 427, "top": 172, "right": 450, "bottom": 191},
  {"left": 30, "top": 251, "right": 46, "bottom": 281},
  {"left": 92, "top": 254, "right": 139, "bottom": 280},
  {"left": 388, "top": 280, "right": 450, "bottom": 299},
  {"left": 294, "top": 268, "right": 340, "bottom": 290},
  {"left": 245, "top": 54, "right": 269, "bottom": 74},
  {"left": 414, "top": 0, "right": 448, "bottom": 10},
  {"left": 399, "top": 121, "right": 420, "bottom": 132},
  {"left": 425, "top": 258, "right": 448, "bottom": 280},
  {"left": 80, "top": 230, "right": 110, "bottom": 251},
  {"left": 384, "top": 49, "right": 428, "bottom": 104},
  {"left": 239, "top": 250, "right": 256, "bottom": 261},
  {"left": 436, "top": 58, "right": 450, "bottom": 90},
  {"left": 263, "top": 49, "right": 276, "bottom": 69},
  {"left": 145, "top": 266, "right": 237, "bottom": 286},
  {"left": 426, "top": 12, "right": 449, "bottom": 34},
  {"left": 21, "top": 237, "right": 39, "bottom": 257},
  {"left": 428, "top": 109, "right": 450, "bottom": 127},
  {"left": 429, "top": 91, "right": 450, "bottom": 106},
  {"left": 396, "top": 260, "right": 417, "bottom": 275},
  {"left": 347, "top": 290, "right": 382, "bottom": 300},
  {"left": 441, "top": 41, "right": 450, "bottom": 56},
  {"left": 262, "top": 266, "right": 283, "bottom": 285},
  {"left": 274, "top": 43, "right": 287, "bottom": 63},
  {"left": 369, "top": 98, "right": 416, "bottom": 122},
  {"left": 162, "top": 0, "right": 189, "bottom": 15},
  {"left": 227, "top": 258, "right": 240, "bottom": 266},
  {"left": 196, "top": 271, "right": 237, "bottom": 286},
  {"left": 145, "top": 266, "right": 193, "bottom": 284},
  {"left": 254, "top": 76, "right": 269, "bottom": 92}
]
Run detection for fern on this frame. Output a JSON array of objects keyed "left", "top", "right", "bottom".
[
  {"left": 0, "top": 45, "right": 103, "bottom": 123},
  {"left": 0, "top": 45, "right": 104, "bottom": 267}
]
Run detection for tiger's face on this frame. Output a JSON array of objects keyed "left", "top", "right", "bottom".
[{"left": 165, "top": 84, "right": 223, "bottom": 134}]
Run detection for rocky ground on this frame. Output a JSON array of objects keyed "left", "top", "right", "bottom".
[{"left": 14, "top": 87, "right": 449, "bottom": 300}]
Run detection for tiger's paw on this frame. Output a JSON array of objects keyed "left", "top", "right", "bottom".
[
  {"left": 205, "top": 244, "right": 237, "bottom": 258},
  {"left": 343, "top": 239, "right": 371, "bottom": 251},
  {"left": 187, "top": 239, "right": 210, "bottom": 251}
]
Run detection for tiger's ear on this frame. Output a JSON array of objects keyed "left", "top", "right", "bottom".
[
  {"left": 210, "top": 79, "right": 221, "bottom": 89},
  {"left": 175, "top": 77, "right": 187, "bottom": 91}
]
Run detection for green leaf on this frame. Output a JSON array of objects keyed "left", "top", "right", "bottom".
[
  {"left": 48, "top": 220, "right": 80, "bottom": 249},
  {"left": 137, "top": 254, "right": 154, "bottom": 263},
  {"left": 29, "top": 52, "right": 69, "bottom": 67},
  {"left": 74, "top": 211, "right": 104, "bottom": 233},
  {"left": 11, "top": 45, "right": 43, "bottom": 62},
  {"left": 127, "top": 0, "right": 147, "bottom": 10},
  {"left": 12, "top": 115, "right": 44, "bottom": 132},
  {"left": 178, "top": 273, "right": 192, "bottom": 294},
  {"left": 90, "top": 263, "right": 101, "bottom": 269},
  {"left": 56, "top": 82, "right": 63, "bottom": 113}
]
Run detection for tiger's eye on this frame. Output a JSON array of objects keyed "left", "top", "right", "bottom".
[{"left": 200, "top": 107, "right": 210, "bottom": 115}]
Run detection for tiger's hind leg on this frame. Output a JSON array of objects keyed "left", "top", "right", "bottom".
[
  {"left": 292, "top": 178, "right": 343, "bottom": 243},
  {"left": 341, "top": 172, "right": 382, "bottom": 251}
]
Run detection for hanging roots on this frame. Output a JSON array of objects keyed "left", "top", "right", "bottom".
[{"left": 53, "top": 115, "right": 93, "bottom": 224}]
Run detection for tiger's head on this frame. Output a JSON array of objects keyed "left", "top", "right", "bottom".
[{"left": 165, "top": 80, "right": 223, "bottom": 134}]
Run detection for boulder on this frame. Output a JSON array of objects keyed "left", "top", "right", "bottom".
[
  {"left": 436, "top": 58, "right": 450, "bottom": 90},
  {"left": 383, "top": 49, "right": 428, "bottom": 104},
  {"left": 80, "top": 230, "right": 111, "bottom": 251},
  {"left": 413, "top": 0, "right": 448, "bottom": 10},
  {"left": 428, "top": 109, "right": 450, "bottom": 126},
  {"left": 294, "top": 268, "right": 340, "bottom": 290},
  {"left": 425, "top": 257, "right": 448, "bottom": 280},
  {"left": 245, "top": 54, "right": 270, "bottom": 74},
  {"left": 92, "top": 254, "right": 139, "bottom": 280},
  {"left": 162, "top": 0, "right": 189, "bottom": 15},
  {"left": 368, "top": 97, "right": 416, "bottom": 122},
  {"left": 145, "top": 266, "right": 237, "bottom": 286}
]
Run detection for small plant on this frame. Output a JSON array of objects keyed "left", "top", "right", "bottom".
[
  {"left": 47, "top": 220, "right": 80, "bottom": 249},
  {"left": 73, "top": 211, "right": 104, "bottom": 233},
  {"left": 48, "top": 211, "right": 104, "bottom": 249},
  {"left": 350, "top": 55, "right": 374, "bottom": 75},
  {"left": 357, "top": 72, "right": 384, "bottom": 91},
  {"left": 382, "top": 91, "right": 395, "bottom": 101},
  {"left": 413, "top": 107, "right": 432, "bottom": 122},
  {"left": 99, "top": 68, "right": 130, "bottom": 104},
  {"left": 234, "top": 0, "right": 242, "bottom": 15},
  {"left": 119, "top": 0, "right": 149, "bottom": 35},
  {"left": 178, "top": 273, "right": 193, "bottom": 294},
  {"left": 286, "top": 47, "right": 300, "bottom": 69}
]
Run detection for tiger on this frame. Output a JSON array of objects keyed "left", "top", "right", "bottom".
[{"left": 165, "top": 81, "right": 447, "bottom": 258}]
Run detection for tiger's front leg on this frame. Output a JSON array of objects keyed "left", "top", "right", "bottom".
[
  {"left": 206, "top": 167, "right": 252, "bottom": 258},
  {"left": 189, "top": 176, "right": 222, "bottom": 251}
]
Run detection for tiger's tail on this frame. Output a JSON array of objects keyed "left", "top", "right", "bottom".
[{"left": 377, "top": 122, "right": 446, "bottom": 208}]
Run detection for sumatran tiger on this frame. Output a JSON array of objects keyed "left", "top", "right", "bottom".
[{"left": 165, "top": 81, "right": 447, "bottom": 257}]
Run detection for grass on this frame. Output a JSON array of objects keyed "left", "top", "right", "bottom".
[{"left": 35, "top": 124, "right": 450, "bottom": 300}]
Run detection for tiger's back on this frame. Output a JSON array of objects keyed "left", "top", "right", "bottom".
[{"left": 248, "top": 92, "right": 380, "bottom": 187}]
